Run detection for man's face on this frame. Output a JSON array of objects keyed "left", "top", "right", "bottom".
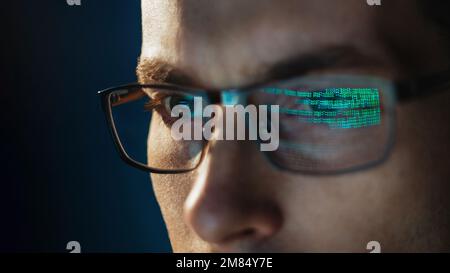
[{"left": 139, "top": 0, "right": 450, "bottom": 252}]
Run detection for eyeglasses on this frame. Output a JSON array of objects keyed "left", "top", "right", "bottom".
[{"left": 98, "top": 71, "right": 450, "bottom": 174}]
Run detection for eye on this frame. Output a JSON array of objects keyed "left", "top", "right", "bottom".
[
  {"left": 144, "top": 91, "right": 210, "bottom": 125},
  {"left": 162, "top": 95, "right": 196, "bottom": 115}
]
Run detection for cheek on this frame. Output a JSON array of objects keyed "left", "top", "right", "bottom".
[
  {"left": 150, "top": 171, "right": 202, "bottom": 252},
  {"left": 274, "top": 175, "right": 381, "bottom": 251},
  {"left": 147, "top": 113, "right": 204, "bottom": 170},
  {"left": 147, "top": 114, "right": 174, "bottom": 168},
  {"left": 275, "top": 149, "right": 427, "bottom": 252}
]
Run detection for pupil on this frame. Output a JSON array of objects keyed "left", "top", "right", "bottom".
[{"left": 170, "top": 96, "right": 195, "bottom": 114}]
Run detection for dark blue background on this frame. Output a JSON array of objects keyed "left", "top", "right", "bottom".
[{"left": 1, "top": 0, "right": 171, "bottom": 252}]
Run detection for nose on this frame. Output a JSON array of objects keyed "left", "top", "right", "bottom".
[{"left": 184, "top": 139, "right": 283, "bottom": 247}]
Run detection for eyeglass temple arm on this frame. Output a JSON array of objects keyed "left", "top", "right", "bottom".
[{"left": 395, "top": 69, "right": 450, "bottom": 101}]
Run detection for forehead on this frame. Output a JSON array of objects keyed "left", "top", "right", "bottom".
[{"left": 140, "top": 0, "right": 420, "bottom": 87}]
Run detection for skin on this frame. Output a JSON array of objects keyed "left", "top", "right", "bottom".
[{"left": 138, "top": 0, "right": 450, "bottom": 252}]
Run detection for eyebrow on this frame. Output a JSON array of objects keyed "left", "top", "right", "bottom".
[
  {"left": 136, "top": 58, "right": 196, "bottom": 86},
  {"left": 136, "top": 46, "right": 372, "bottom": 89},
  {"left": 266, "top": 46, "right": 372, "bottom": 83}
]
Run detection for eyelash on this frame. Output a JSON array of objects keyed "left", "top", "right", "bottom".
[
  {"left": 143, "top": 97, "right": 163, "bottom": 112},
  {"left": 143, "top": 94, "right": 185, "bottom": 125}
]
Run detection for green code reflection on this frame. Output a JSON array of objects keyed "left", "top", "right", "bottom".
[{"left": 263, "top": 87, "right": 381, "bottom": 129}]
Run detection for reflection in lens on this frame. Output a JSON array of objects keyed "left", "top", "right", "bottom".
[{"left": 252, "top": 75, "right": 395, "bottom": 173}]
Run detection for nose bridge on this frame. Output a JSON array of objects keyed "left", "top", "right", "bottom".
[
  {"left": 211, "top": 90, "right": 258, "bottom": 142},
  {"left": 221, "top": 89, "right": 248, "bottom": 106},
  {"left": 199, "top": 90, "right": 264, "bottom": 181}
]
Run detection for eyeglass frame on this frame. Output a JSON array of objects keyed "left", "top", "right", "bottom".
[{"left": 98, "top": 70, "right": 450, "bottom": 175}]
